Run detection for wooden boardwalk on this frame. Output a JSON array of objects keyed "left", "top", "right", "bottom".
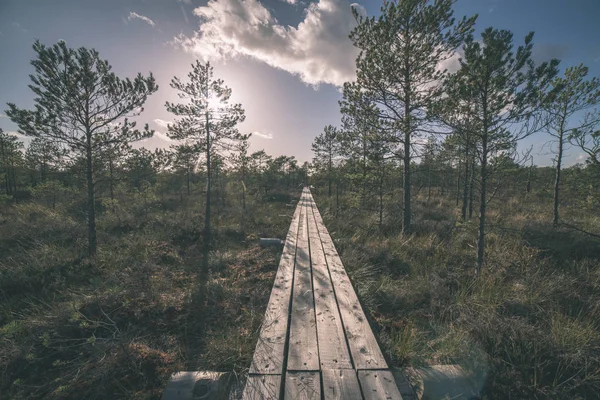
[{"left": 243, "top": 188, "right": 403, "bottom": 399}]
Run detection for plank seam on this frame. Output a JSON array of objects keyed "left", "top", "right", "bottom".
[
  {"left": 307, "top": 196, "right": 357, "bottom": 372},
  {"left": 310, "top": 193, "right": 389, "bottom": 370},
  {"left": 280, "top": 190, "right": 305, "bottom": 399},
  {"left": 305, "top": 195, "right": 323, "bottom": 374}
]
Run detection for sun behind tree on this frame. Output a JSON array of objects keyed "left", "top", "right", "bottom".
[{"left": 165, "top": 60, "right": 246, "bottom": 308}]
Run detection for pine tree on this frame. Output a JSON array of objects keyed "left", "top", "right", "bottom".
[
  {"left": 343, "top": 0, "right": 476, "bottom": 232},
  {"left": 571, "top": 128, "right": 600, "bottom": 165},
  {"left": 231, "top": 133, "right": 251, "bottom": 233},
  {"left": 170, "top": 144, "right": 199, "bottom": 196},
  {"left": 0, "top": 129, "right": 23, "bottom": 196},
  {"left": 25, "top": 137, "right": 65, "bottom": 185},
  {"left": 446, "top": 28, "right": 559, "bottom": 270},
  {"left": 542, "top": 64, "right": 600, "bottom": 226},
  {"left": 6, "top": 40, "right": 157, "bottom": 257},
  {"left": 311, "top": 125, "right": 340, "bottom": 198},
  {"left": 98, "top": 141, "right": 131, "bottom": 204},
  {"left": 165, "top": 61, "right": 245, "bottom": 306}
]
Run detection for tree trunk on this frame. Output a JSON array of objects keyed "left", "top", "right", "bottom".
[
  {"left": 477, "top": 120, "right": 488, "bottom": 272},
  {"left": 335, "top": 181, "right": 339, "bottom": 217},
  {"left": 186, "top": 168, "right": 191, "bottom": 195},
  {"left": 4, "top": 171, "right": 9, "bottom": 196},
  {"left": 10, "top": 165, "right": 17, "bottom": 196},
  {"left": 456, "top": 161, "right": 461, "bottom": 206},
  {"left": 41, "top": 161, "right": 47, "bottom": 183},
  {"left": 379, "top": 170, "right": 384, "bottom": 228},
  {"left": 200, "top": 112, "right": 211, "bottom": 307},
  {"left": 362, "top": 137, "right": 367, "bottom": 206},
  {"left": 427, "top": 165, "right": 432, "bottom": 201},
  {"left": 241, "top": 167, "right": 246, "bottom": 234},
  {"left": 553, "top": 129, "right": 564, "bottom": 227},
  {"left": 109, "top": 156, "right": 114, "bottom": 203},
  {"left": 85, "top": 140, "right": 97, "bottom": 258},
  {"left": 328, "top": 154, "right": 332, "bottom": 198},
  {"left": 403, "top": 129, "right": 411, "bottom": 232},
  {"left": 526, "top": 163, "right": 532, "bottom": 194},
  {"left": 10, "top": 164, "right": 18, "bottom": 203},
  {"left": 461, "top": 156, "right": 469, "bottom": 221},
  {"left": 468, "top": 157, "right": 475, "bottom": 220}
]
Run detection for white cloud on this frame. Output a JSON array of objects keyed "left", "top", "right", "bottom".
[
  {"left": 178, "top": 0, "right": 192, "bottom": 4},
  {"left": 0, "top": 113, "right": 7, "bottom": 119},
  {"left": 153, "top": 118, "right": 172, "bottom": 129},
  {"left": 128, "top": 12, "right": 156, "bottom": 27},
  {"left": 437, "top": 48, "right": 462, "bottom": 74},
  {"left": 252, "top": 131, "right": 273, "bottom": 139},
  {"left": 172, "top": 0, "right": 365, "bottom": 87},
  {"left": 152, "top": 131, "right": 174, "bottom": 143},
  {"left": 150, "top": 119, "right": 175, "bottom": 142}
]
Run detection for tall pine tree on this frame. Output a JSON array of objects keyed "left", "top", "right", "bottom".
[
  {"left": 446, "top": 28, "right": 558, "bottom": 270},
  {"left": 166, "top": 61, "right": 245, "bottom": 307},
  {"left": 6, "top": 40, "right": 157, "bottom": 257},
  {"left": 312, "top": 125, "right": 340, "bottom": 198},
  {"left": 342, "top": 0, "right": 476, "bottom": 232},
  {"left": 542, "top": 64, "right": 600, "bottom": 226}
]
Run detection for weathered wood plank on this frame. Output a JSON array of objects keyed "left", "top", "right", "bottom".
[
  {"left": 306, "top": 199, "right": 353, "bottom": 370},
  {"left": 242, "top": 374, "right": 282, "bottom": 400},
  {"left": 284, "top": 372, "right": 321, "bottom": 400},
  {"left": 249, "top": 194, "right": 303, "bottom": 375},
  {"left": 287, "top": 194, "right": 320, "bottom": 370},
  {"left": 310, "top": 196, "right": 388, "bottom": 370},
  {"left": 358, "top": 370, "right": 404, "bottom": 400},
  {"left": 322, "top": 369, "right": 363, "bottom": 400}
]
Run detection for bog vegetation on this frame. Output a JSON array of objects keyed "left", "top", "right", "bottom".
[{"left": 1, "top": 0, "right": 599, "bottom": 399}]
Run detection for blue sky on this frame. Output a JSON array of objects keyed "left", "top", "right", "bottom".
[{"left": 1, "top": 0, "right": 599, "bottom": 166}]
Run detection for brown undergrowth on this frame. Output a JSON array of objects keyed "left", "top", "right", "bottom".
[
  {"left": 314, "top": 189, "right": 600, "bottom": 400},
  {"left": 0, "top": 190, "right": 296, "bottom": 399}
]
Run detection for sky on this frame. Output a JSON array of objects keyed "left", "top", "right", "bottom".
[{"left": 1, "top": 0, "right": 599, "bottom": 166}]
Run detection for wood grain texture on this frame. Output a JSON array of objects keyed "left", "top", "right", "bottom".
[
  {"left": 358, "top": 370, "right": 404, "bottom": 400},
  {"left": 245, "top": 188, "right": 406, "bottom": 399},
  {"left": 322, "top": 369, "right": 363, "bottom": 400},
  {"left": 310, "top": 200, "right": 388, "bottom": 370},
  {"left": 287, "top": 192, "right": 319, "bottom": 370},
  {"left": 242, "top": 374, "right": 282, "bottom": 400},
  {"left": 284, "top": 372, "right": 321, "bottom": 400},
  {"left": 249, "top": 194, "right": 302, "bottom": 374},
  {"left": 306, "top": 199, "right": 353, "bottom": 370}
]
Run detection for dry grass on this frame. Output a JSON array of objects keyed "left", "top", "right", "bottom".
[
  {"left": 0, "top": 189, "right": 297, "bottom": 399},
  {"left": 314, "top": 187, "right": 600, "bottom": 399}
]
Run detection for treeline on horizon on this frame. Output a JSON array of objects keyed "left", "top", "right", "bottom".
[{"left": 1, "top": 0, "right": 599, "bottom": 273}]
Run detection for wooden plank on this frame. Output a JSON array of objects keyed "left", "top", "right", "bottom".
[
  {"left": 249, "top": 195, "right": 303, "bottom": 374},
  {"left": 306, "top": 200, "right": 353, "bottom": 370},
  {"left": 358, "top": 370, "right": 404, "bottom": 400},
  {"left": 309, "top": 193, "right": 388, "bottom": 370},
  {"left": 242, "top": 374, "right": 282, "bottom": 400},
  {"left": 322, "top": 369, "right": 363, "bottom": 400},
  {"left": 284, "top": 372, "right": 321, "bottom": 400},
  {"left": 287, "top": 195, "right": 320, "bottom": 370}
]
